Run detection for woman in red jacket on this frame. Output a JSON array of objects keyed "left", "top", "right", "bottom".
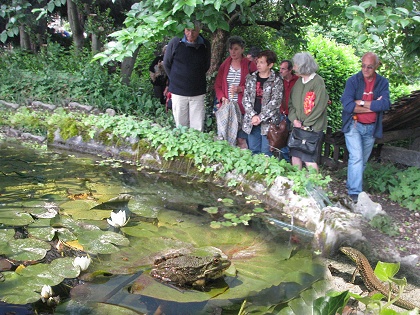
[{"left": 214, "top": 36, "right": 257, "bottom": 148}]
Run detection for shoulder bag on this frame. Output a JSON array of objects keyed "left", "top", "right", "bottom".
[
  {"left": 287, "top": 127, "right": 321, "bottom": 154},
  {"left": 267, "top": 117, "right": 289, "bottom": 151}
]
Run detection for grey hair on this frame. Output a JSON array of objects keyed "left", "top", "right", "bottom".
[
  {"left": 362, "top": 52, "right": 380, "bottom": 66},
  {"left": 292, "top": 52, "right": 318, "bottom": 75},
  {"left": 227, "top": 36, "right": 246, "bottom": 49}
]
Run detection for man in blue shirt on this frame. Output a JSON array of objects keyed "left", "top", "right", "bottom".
[{"left": 341, "top": 52, "right": 391, "bottom": 202}]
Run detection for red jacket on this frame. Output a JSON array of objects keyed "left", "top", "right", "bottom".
[
  {"left": 214, "top": 56, "right": 257, "bottom": 114},
  {"left": 281, "top": 74, "right": 299, "bottom": 115}
]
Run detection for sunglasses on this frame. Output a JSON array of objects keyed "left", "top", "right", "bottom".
[{"left": 361, "top": 64, "right": 374, "bottom": 70}]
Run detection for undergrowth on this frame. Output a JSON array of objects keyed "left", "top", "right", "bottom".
[{"left": 329, "top": 161, "right": 420, "bottom": 212}]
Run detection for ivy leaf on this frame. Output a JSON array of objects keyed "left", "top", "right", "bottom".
[{"left": 374, "top": 261, "right": 400, "bottom": 281}]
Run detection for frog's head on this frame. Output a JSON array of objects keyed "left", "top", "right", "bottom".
[{"left": 203, "top": 253, "right": 231, "bottom": 280}]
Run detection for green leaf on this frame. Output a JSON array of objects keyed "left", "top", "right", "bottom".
[
  {"left": 313, "top": 290, "right": 350, "bottom": 315},
  {"left": 226, "top": 2, "right": 236, "bottom": 13},
  {"left": 184, "top": 5, "right": 194, "bottom": 16},
  {"left": 203, "top": 206, "right": 219, "bottom": 214},
  {"left": 0, "top": 209, "right": 34, "bottom": 226},
  {"left": 374, "top": 261, "right": 400, "bottom": 281},
  {"left": 47, "top": 1, "right": 54, "bottom": 12},
  {"left": 395, "top": 7, "right": 409, "bottom": 16},
  {"left": 77, "top": 230, "right": 130, "bottom": 254},
  {"left": 7, "top": 238, "right": 51, "bottom": 261},
  {"left": 0, "top": 30, "right": 7, "bottom": 43},
  {"left": 389, "top": 276, "right": 407, "bottom": 287}
]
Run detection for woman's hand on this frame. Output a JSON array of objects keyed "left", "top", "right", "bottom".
[
  {"left": 293, "top": 119, "right": 302, "bottom": 128},
  {"left": 251, "top": 115, "right": 261, "bottom": 126},
  {"left": 229, "top": 85, "right": 242, "bottom": 98}
]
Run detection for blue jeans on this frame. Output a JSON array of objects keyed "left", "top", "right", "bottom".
[
  {"left": 344, "top": 121, "right": 376, "bottom": 195},
  {"left": 248, "top": 125, "right": 272, "bottom": 156},
  {"left": 279, "top": 115, "right": 291, "bottom": 163}
]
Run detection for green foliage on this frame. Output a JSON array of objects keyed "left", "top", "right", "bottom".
[
  {"left": 0, "top": 43, "right": 171, "bottom": 125},
  {"left": 344, "top": 0, "right": 420, "bottom": 60},
  {"left": 369, "top": 215, "right": 400, "bottom": 237},
  {"left": 5, "top": 107, "right": 48, "bottom": 136},
  {"left": 306, "top": 34, "right": 359, "bottom": 132},
  {"left": 364, "top": 162, "right": 400, "bottom": 193},
  {"left": 389, "top": 167, "right": 420, "bottom": 211}
]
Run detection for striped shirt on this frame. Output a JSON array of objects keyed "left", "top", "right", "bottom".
[{"left": 227, "top": 66, "right": 241, "bottom": 102}]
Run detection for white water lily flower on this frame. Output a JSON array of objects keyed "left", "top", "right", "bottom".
[
  {"left": 41, "top": 284, "right": 53, "bottom": 300},
  {"left": 73, "top": 256, "right": 91, "bottom": 271},
  {"left": 107, "top": 210, "right": 129, "bottom": 228}
]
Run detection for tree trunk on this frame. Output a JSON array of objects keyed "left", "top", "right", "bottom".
[
  {"left": 208, "top": 28, "right": 229, "bottom": 77},
  {"left": 206, "top": 28, "right": 229, "bottom": 97},
  {"left": 19, "top": 26, "right": 31, "bottom": 51},
  {"left": 91, "top": 33, "right": 102, "bottom": 52},
  {"left": 121, "top": 46, "right": 140, "bottom": 85},
  {"left": 67, "top": 0, "right": 85, "bottom": 50}
]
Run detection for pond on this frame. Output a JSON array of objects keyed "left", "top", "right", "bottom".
[{"left": 0, "top": 139, "right": 327, "bottom": 314}]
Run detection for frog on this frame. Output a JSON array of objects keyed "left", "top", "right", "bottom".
[{"left": 150, "top": 252, "right": 231, "bottom": 289}]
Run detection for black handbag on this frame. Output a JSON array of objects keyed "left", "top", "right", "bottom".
[{"left": 287, "top": 127, "right": 320, "bottom": 154}]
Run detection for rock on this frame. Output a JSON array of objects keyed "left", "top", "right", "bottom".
[
  {"left": 31, "top": 101, "right": 57, "bottom": 111},
  {"left": 105, "top": 108, "right": 116, "bottom": 116},
  {"left": 21, "top": 133, "right": 47, "bottom": 143},
  {"left": 401, "top": 254, "right": 420, "bottom": 268},
  {"left": 314, "top": 207, "right": 366, "bottom": 254},
  {"left": 0, "top": 100, "right": 20, "bottom": 109},
  {"left": 354, "top": 192, "right": 385, "bottom": 220},
  {"left": 68, "top": 102, "right": 93, "bottom": 112}
]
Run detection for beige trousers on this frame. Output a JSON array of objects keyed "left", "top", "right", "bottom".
[{"left": 171, "top": 94, "right": 205, "bottom": 132}]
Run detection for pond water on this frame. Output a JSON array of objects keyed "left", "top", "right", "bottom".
[{"left": 0, "top": 139, "right": 327, "bottom": 314}]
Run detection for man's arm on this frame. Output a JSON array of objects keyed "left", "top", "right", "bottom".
[{"left": 163, "top": 37, "right": 179, "bottom": 77}]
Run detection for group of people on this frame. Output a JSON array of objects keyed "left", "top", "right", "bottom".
[{"left": 154, "top": 22, "right": 390, "bottom": 203}]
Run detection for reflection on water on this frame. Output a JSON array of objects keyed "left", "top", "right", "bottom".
[{"left": 0, "top": 139, "right": 326, "bottom": 314}]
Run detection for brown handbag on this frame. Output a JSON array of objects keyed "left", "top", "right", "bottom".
[{"left": 267, "top": 119, "right": 289, "bottom": 151}]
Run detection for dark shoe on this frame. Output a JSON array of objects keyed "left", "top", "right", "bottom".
[{"left": 349, "top": 194, "right": 358, "bottom": 202}]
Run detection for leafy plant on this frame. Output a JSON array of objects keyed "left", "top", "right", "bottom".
[
  {"left": 369, "top": 215, "right": 400, "bottom": 237},
  {"left": 389, "top": 166, "right": 420, "bottom": 211},
  {"left": 364, "top": 162, "right": 400, "bottom": 193}
]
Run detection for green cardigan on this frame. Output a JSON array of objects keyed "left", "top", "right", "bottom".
[{"left": 288, "top": 74, "right": 329, "bottom": 132}]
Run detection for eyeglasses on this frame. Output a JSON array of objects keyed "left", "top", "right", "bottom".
[
  {"left": 280, "top": 68, "right": 289, "bottom": 71},
  {"left": 361, "top": 64, "right": 374, "bottom": 70}
]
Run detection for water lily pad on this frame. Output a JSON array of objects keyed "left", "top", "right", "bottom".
[
  {"left": 77, "top": 230, "right": 130, "bottom": 254},
  {"left": 0, "top": 228, "right": 15, "bottom": 252},
  {"left": 60, "top": 200, "right": 108, "bottom": 220},
  {"left": 17, "top": 257, "right": 80, "bottom": 283},
  {"left": 0, "top": 258, "right": 82, "bottom": 305},
  {"left": 28, "top": 218, "right": 56, "bottom": 241},
  {"left": 0, "top": 272, "right": 42, "bottom": 304},
  {"left": 0, "top": 209, "right": 34, "bottom": 226},
  {"left": 6, "top": 238, "right": 51, "bottom": 261},
  {"left": 121, "top": 223, "right": 159, "bottom": 238}
]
